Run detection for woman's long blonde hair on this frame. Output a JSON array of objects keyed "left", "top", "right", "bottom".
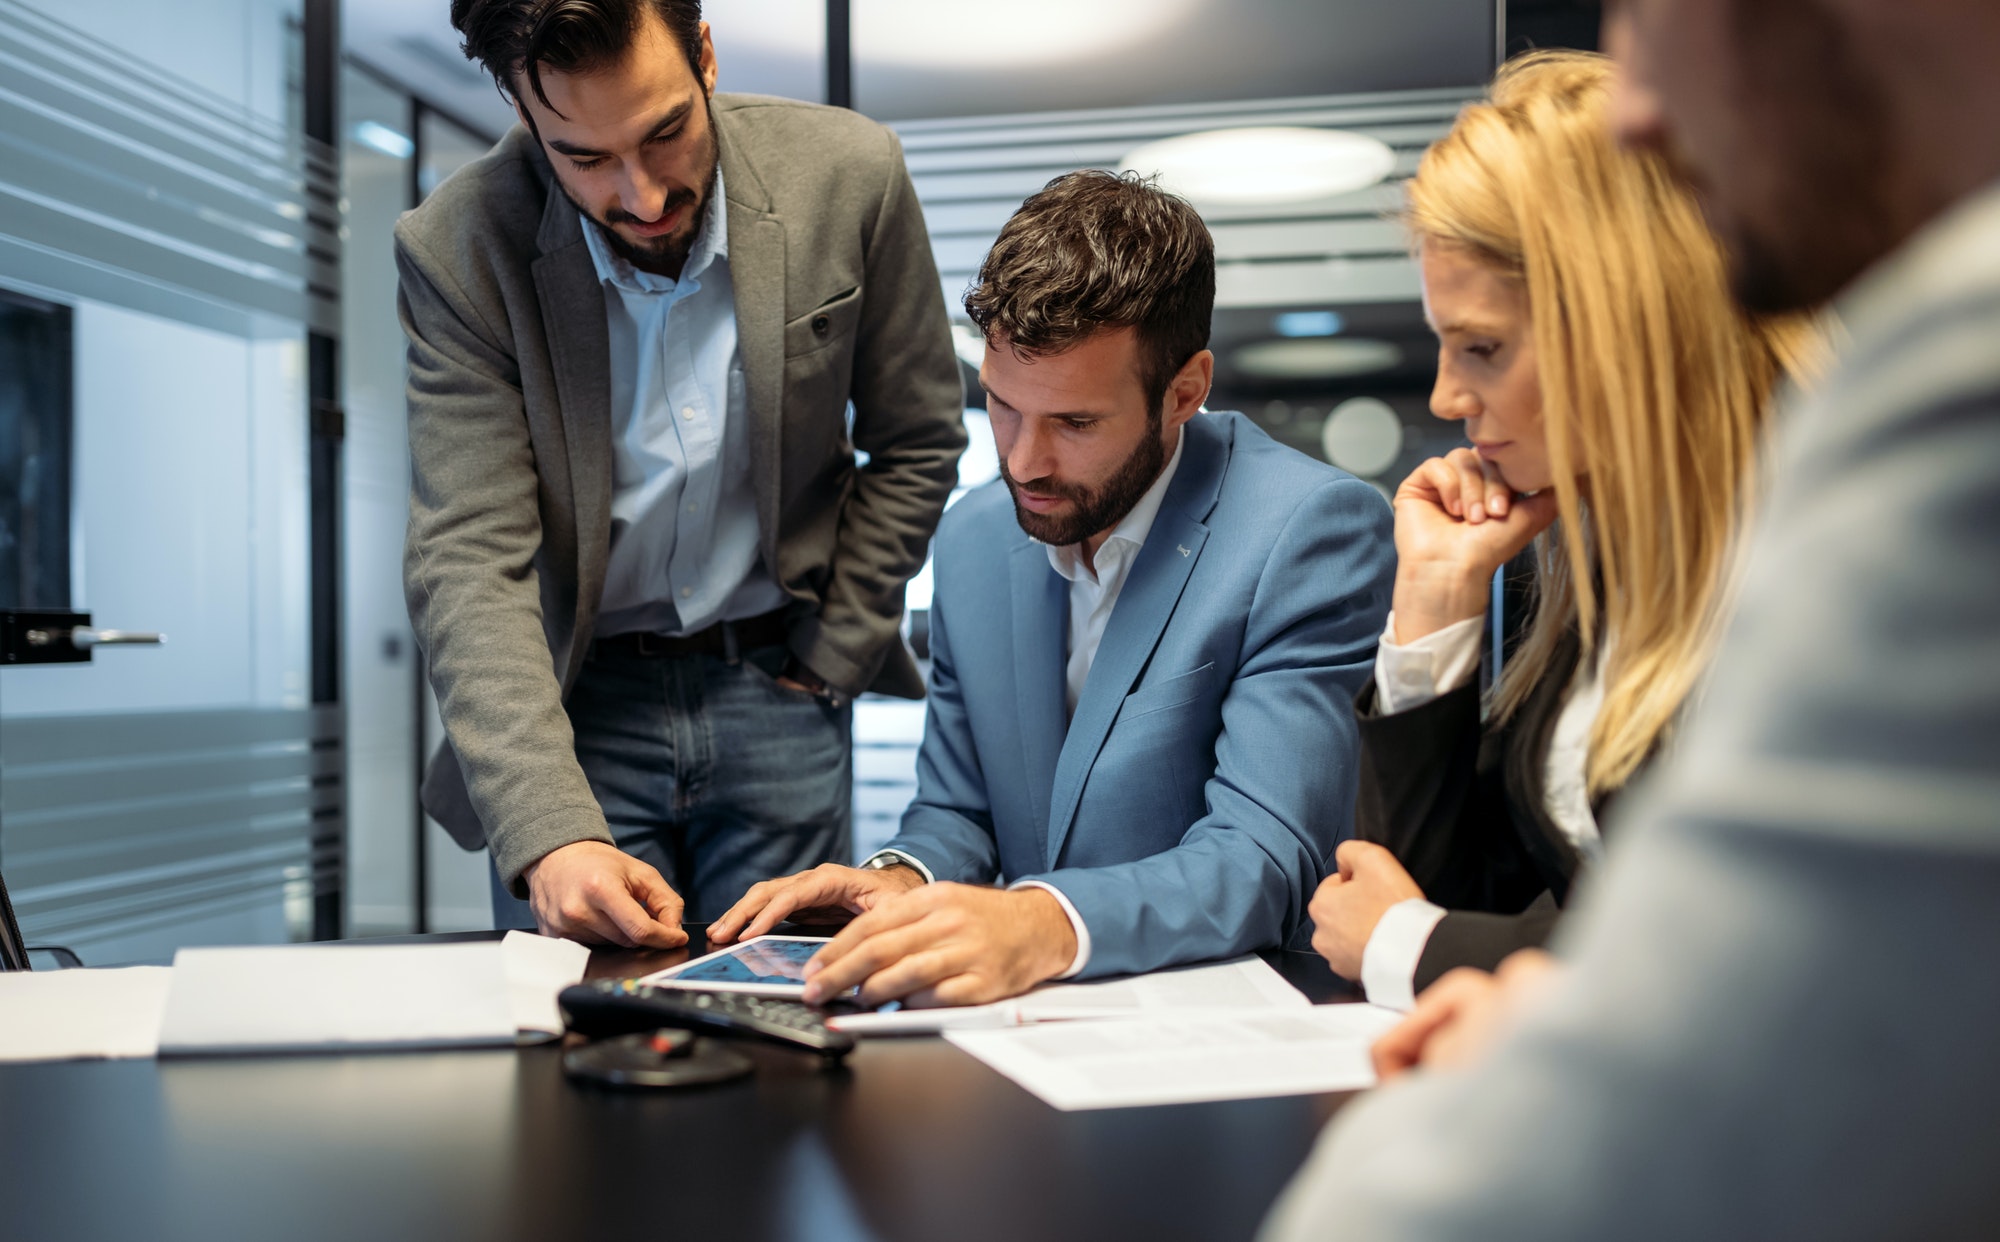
[{"left": 1406, "top": 51, "right": 1817, "bottom": 796}]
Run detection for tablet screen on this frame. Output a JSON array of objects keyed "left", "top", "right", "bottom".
[{"left": 643, "top": 936, "right": 826, "bottom": 993}]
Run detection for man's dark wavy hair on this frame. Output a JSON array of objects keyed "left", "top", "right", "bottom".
[
  {"left": 964, "top": 170, "right": 1215, "bottom": 415},
  {"left": 451, "top": 0, "right": 704, "bottom": 116}
]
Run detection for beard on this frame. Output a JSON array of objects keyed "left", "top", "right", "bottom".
[
  {"left": 1002, "top": 415, "right": 1168, "bottom": 549},
  {"left": 1711, "top": 0, "right": 1901, "bottom": 313},
  {"left": 560, "top": 98, "right": 720, "bottom": 278}
]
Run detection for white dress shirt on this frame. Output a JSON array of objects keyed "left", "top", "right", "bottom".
[
  {"left": 583, "top": 169, "right": 790, "bottom": 638},
  {"left": 867, "top": 432, "right": 1187, "bottom": 980},
  {"left": 1359, "top": 611, "right": 1607, "bottom": 1010}
]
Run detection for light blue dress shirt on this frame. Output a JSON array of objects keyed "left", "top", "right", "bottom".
[{"left": 582, "top": 169, "right": 789, "bottom": 638}]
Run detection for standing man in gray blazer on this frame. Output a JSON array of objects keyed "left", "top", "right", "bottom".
[
  {"left": 398, "top": 0, "right": 963, "bottom": 946},
  {"left": 1265, "top": 0, "right": 2000, "bottom": 1238}
]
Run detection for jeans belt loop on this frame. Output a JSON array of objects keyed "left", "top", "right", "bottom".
[{"left": 721, "top": 619, "right": 741, "bottom": 666}]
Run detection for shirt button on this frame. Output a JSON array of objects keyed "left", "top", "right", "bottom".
[
  {"left": 687, "top": 503, "right": 698, "bottom": 514},
  {"left": 680, "top": 587, "right": 693, "bottom": 599},
  {"left": 681, "top": 405, "right": 696, "bottom": 420}
]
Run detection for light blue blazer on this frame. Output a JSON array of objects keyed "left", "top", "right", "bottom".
[{"left": 881, "top": 411, "right": 1395, "bottom": 978}]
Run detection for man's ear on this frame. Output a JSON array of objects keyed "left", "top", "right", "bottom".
[
  {"left": 1162, "top": 349, "right": 1215, "bottom": 431},
  {"left": 698, "top": 22, "right": 719, "bottom": 96}
]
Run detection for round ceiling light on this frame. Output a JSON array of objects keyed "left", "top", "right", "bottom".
[
  {"left": 1233, "top": 338, "right": 1403, "bottom": 381},
  {"left": 1122, "top": 127, "right": 1398, "bottom": 207},
  {"left": 1320, "top": 397, "right": 1405, "bottom": 479}
]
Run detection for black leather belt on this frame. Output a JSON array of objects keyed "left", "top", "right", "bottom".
[{"left": 591, "top": 608, "right": 792, "bottom": 661}]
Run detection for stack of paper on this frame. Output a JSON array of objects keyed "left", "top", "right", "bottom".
[
  {"left": 947, "top": 1004, "right": 1404, "bottom": 1111},
  {"left": 0, "top": 966, "right": 175, "bottom": 1062},
  {"left": 0, "top": 931, "right": 588, "bottom": 1063},
  {"left": 826, "top": 955, "right": 1406, "bottom": 1111},
  {"left": 827, "top": 955, "right": 1310, "bottom": 1034},
  {"left": 158, "top": 931, "right": 589, "bottom": 1054}
]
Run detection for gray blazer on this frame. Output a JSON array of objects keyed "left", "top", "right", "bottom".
[
  {"left": 1265, "top": 179, "right": 2000, "bottom": 1240},
  {"left": 396, "top": 95, "right": 965, "bottom": 886}
]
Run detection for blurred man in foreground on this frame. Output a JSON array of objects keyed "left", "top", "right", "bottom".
[{"left": 1266, "top": 0, "right": 2000, "bottom": 1236}]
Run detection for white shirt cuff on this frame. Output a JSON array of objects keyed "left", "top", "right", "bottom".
[
  {"left": 862, "top": 848, "right": 935, "bottom": 885},
  {"left": 1360, "top": 898, "right": 1448, "bottom": 1012},
  {"left": 1374, "top": 612, "right": 1486, "bottom": 714},
  {"left": 1008, "top": 879, "right": 1091, "bottom": 979}
]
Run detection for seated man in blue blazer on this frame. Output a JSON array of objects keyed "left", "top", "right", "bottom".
[{"left": 710, "top": 170, "right": 1394, "bottom": 1004}]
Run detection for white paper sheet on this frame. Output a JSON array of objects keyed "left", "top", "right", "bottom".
[
  {"left": 1016, "top": 955, "right": 1310, "bottom": 1021},
  {"left": 829, "top": 955, "right": 1307, "bottom": 1035},
  {"left": 0, "top": 966, "right": 174, "bottom": 1062},
  {"left": 500, "top": 930, "right": 593, "bottom": 1035},
  {"left": 946, "top": 1004, "right": 1405, "bottom": 1111},
  {"left": 156, "top": 933, "right": 589, "bottom": 1055}
]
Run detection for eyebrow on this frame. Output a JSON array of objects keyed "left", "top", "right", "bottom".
[
  {"left": 977, "top": 378, "right": 1113, "bottom": 421},
  {"left": 546, "top": 100, "right": 693, "bottom": 159},
  {"left": 1430, "top": 317, "right": 1509, "bottom": 338}
]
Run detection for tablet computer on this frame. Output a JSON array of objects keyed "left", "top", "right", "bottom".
[{"left": 639, "top": 935, "right": 828, "bottom": 995}]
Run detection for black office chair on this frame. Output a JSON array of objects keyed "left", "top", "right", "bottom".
[
  {"left": 1, "top": 862, "right": 29, "bottom": 971},
  {"left": 0, "top": 863, "right": 79, "bottom": 971}
]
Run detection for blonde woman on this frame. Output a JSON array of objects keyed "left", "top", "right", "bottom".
[{"left": 1308, "top": 51, "right": 1815, "bottom": 1010}]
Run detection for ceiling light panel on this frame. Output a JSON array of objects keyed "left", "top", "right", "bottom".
[
  {"left": 1233, "top": 338, "right": 1404, "bottom": 380},
  {"left": 1123, "top": 127, "right": 1399, "bottom": 207}
]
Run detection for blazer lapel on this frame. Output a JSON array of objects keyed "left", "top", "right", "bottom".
[
  {"left": 1042, "top": 419, "right": 1228, "bottom": 868},
  {"left": 1504, "top": 628, "right": 1588, "bottom": 892},
  {"left": 720, "top": 117, "right": 785, "bottom": 564},
  {"left": 1010, "top": 540, "right": 1069, "bottom": 866},
  {"left": 531, "top": 187, "right": 611, "bottom": 684}
]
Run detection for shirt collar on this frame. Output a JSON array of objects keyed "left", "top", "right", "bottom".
[
  {"left": 581, "top": 165, "right": 730, "bottom": 295},
  {"left": 1044, "top": 428, "right": 1187, "bottom": 585}
]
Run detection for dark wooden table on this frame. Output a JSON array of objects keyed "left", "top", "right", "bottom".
[{"left": 0, "top": 928, "right": 1364, "bottom": 1242}]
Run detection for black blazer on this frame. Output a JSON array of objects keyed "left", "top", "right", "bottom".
[{"left": 1354, "top": 627, "right": 1642, "bottom": 991}]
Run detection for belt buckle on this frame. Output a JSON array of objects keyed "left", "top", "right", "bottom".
[{"left": 635, "top": 631, "right": 665, "bottom": 657}]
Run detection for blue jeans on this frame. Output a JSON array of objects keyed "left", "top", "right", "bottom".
[{"left": 490, "top": 643, "right": 852, "bottom": 929}]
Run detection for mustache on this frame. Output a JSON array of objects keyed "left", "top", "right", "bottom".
[
  {"left": 603, "top": 187, "right": 699, "bottom": 229},
  {"left": 1000, "top": 463, "right": 1087, "bottom": 503}
]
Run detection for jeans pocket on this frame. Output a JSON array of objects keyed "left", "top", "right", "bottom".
[{"left": 741, "top": 650, "right": 837, "bottom": 712}]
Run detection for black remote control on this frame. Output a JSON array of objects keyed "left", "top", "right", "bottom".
[{"left": 559, "top": 979, "right": 856, "bottom": 1059}]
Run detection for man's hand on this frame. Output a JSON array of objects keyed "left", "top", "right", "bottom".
[
  {"left": 1309, "top": 840, "right": 1426, "bottom": 980},
  {"left": 1370, "top": 949, "right": 1562, "bottom": 1083},
  {"left": 522, "top": 840, "right": 687, "bottom": 949},
  {"left": 708, "top": 862, "right": 925, "bottom": 945},
  {"left": 798, "top": 883, "right": 1077, "bottom": 1007}
]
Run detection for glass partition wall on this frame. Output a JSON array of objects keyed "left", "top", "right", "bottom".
[{"left": 0, "top": 0, "right": 332, "bottom": 964}]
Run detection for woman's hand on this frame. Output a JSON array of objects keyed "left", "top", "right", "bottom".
[
  {"left": 1309, "top": 841, "right": 1426, "bottom": 980},
  {"left": 1390, "top": 449, "right": 1559, "bottom": 643}
]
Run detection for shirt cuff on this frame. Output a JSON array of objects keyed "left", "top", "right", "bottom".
[
  {"left": 1360, "top": 898, "right": 1449, "bottom": 1012},
  {"left": 1374, "top": 612, "right": 1486, "bottom": 714},
  {"left": 862, "top": 848, "right": 935, "bottom": 885},
  {"left": 1008, "top": 879, "right": 1091, "bottom": 979}
]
